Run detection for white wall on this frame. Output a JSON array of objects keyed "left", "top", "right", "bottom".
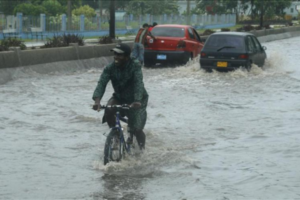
[{"left": 284, "top": 1, "right": 300, "bottom": 19}]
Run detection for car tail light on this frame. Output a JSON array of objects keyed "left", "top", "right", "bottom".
[
  {"left": 239, "top": 54, "right": 248, "bottom": 59},
  {"left": 201, "top": 52, "right": 206, "bottom": 57},
  {"left": 177, "top": 40, "right": 186, "bottom": 48}
]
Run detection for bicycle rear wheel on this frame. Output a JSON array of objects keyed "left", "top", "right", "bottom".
[{"left": 103, "top": 129, "right": 124, "bottom": 165}]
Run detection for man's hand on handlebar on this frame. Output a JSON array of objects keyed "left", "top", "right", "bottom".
[
  {"left": 92, "top": 98, "right": 101, "bottom": 112},
  {"left": 92, "top": 99, "right": 140, "bottom": 111},
  {"left": 130, "top": 102, "right": 141, "bottom": 109}
]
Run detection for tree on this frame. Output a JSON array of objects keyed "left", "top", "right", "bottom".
[
  {"left": 248, "top": 0, "right": 292, "bottom": 26},
  {"left": 0, "top": 0, "right": 82, "bottom": 15},
  {"left": 81, "top": 0, "right": 98, "bottom": 9},
  {"left": 72, "top": 5, "right": 96, "bottom": 17},
  {"left": 13, "top": 3, "right": 46, "bottom": 16},
  {"left": 0, "top": 0, "right": 22, "bottom": 15},
  {"left": 195, "top": 0, "right": 293, "bottom": 25},
  {"left": 42, "top": 0, "right": 66, "bottom": 16},
  {"left": 195, "top": 0, "right": 227, "bottom": 15},
  {"left": 125, "top": 0, "right": 179, "bottom": 16},
  {"left": 56, "top": 0, "right": 82, "bottom": 8}
]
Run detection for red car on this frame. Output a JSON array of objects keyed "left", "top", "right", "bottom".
[{"left": 144, "top": 24, "right": 204, "bottom": 67}]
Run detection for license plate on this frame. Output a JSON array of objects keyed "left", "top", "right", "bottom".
[
  {"left": 217, "top": 62, "right": 227, "bottom": 67},
  {"left": 157, "top": 54, "right": 167, "bottom": 60}
]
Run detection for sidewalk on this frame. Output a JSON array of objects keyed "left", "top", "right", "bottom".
[
  {"left": 24, "top": 41, "right": 46, "bottom": 48},
  {"left": 24, "top": 35, "right": 136, "bottom": 48}
]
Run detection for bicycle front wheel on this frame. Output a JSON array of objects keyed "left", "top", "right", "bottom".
[{"left": 103, "top": 129, "right": 123, "bottom": 165}]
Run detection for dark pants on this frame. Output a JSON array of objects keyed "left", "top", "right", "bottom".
[{"left": 104, "top": 97, "right": 147, "bottom": 149}]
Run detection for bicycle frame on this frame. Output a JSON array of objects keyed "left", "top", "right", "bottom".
[
  {"left": 109, "top": 107, "right": 132, "bottom": 154},
  {"left": 103, "top": 105, "right": 131, "bottom": 154}
]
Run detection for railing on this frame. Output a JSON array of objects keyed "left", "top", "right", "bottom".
[{"left": 0, "top": 13, "right": 236, "bottom": 40}]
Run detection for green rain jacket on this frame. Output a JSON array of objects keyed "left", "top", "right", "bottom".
[{"left": 92, "top": 58, "right": 148, "bottom": 106}]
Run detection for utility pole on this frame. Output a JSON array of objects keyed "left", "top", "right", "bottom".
[
  {"left": 259, "top": 0, "right": 264, "bottom": 27},
  {"left": 109, "top": 0, "right": 116, "bottom": 39},
  {"left": 67, "top": 0, "right": 71, "bottom": 30},
  {"left": 99, "top": 0, "right": 102, "bottom": 18},
  {"left": 186, "top": 0, "right": 191, "bottom": 25}
]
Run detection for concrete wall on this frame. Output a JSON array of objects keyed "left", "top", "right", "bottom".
[
  {"left": 250, "top": 26, "right": 300, "bottom": 43},
  {"left": 1, "top": 26, "right": 300, "bottom": 70},
  {"left": 0, "top": 42, "right": 133, "bottom": 69}
]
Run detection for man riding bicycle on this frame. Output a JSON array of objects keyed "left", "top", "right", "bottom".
[{"left": 92, "top": 43, "right": 149, "bottom": 150}]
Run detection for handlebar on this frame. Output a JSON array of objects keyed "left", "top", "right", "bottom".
[{"left": 99, "top": 104, "right": 130, "bottom": 110}]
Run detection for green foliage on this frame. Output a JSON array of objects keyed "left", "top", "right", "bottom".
[
  {"left": 13, "top": 3, "right": 46, "bottom": 16},
  {"left": 48, "top": 14, "right": 62, "bottom": 27},
  {"left": 98, "top": 35, "right": 114, "bottom": 44},
  {"left": 0, "top": 0, "right": 19, "bottom": 15},
  {"left": 201, "top": 29, "right": 215, "bottom": 36},
  {"left": 56, "top": 0, "right": 82, "bottom": 8},
  {"left": 41, "top": 33, "right": 84, "bottom": 48},
  {"left": 42, "top": 35, "right": 68, "bottom": 48},
  {"left": 0, "top": 38, "right": 27, "bottom": 51},
  {"left": 125, "top": 0, "right": 179, "bottom": 15},
  {"left": 221, "top": 28, "right": 230, "bottom": 32},
  {"left": 0, "top": 44, "right": 8, "bottom": 52},
  {"left": 195, "top": 0, "right": 292, "bottom": 16},
  {"left": 63, "top": 33, "right": 84, "bottom": 45},
  {"left": 71, "top": 14, "right": 94, "bottom": 29},
  {"left": 195, "top": 0, "right": 293, "bottom": 26},
  {"left": 182, "top": 7, "right": 205, "bottom": 16},
  {"left": 0, "top": 0, "right": 82, "bottom": 15},
  {"left": 72, "top": 5, "right": 96, "bottom": 18},
  {"left": 42, "top": 0, "right": 66, "bottom": 16}
]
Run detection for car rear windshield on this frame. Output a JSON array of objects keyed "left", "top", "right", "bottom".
[
  {"left": 205, "top": 35, "right": 245, "bottom": 51},
  {"left": 151, "top": 27, "right": 185, "bottom": 37}
]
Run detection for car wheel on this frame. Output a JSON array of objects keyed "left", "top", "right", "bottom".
[
  {"left": 259, "top": 60, "right": 265, "bottom": 68},
  {"left": 245, "top": 62, "right": 252, "bottom": 72}
]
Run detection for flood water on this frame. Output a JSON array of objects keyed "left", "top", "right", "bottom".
[{"left": 1, "top": 37, "right": 300, "bottom": 200}]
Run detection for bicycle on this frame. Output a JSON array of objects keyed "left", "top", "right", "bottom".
[{"left": 100, "top": 104, "right": 134, "bottom": 165}]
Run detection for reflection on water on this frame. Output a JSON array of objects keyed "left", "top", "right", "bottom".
[{"left": 93, "top": 174, "right": 146, "bottom": 200}]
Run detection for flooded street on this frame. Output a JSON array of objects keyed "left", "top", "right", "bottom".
[{"left": 1, "top": 37, "right": 300, "bottom": 200}]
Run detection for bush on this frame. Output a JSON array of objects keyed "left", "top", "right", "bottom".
[
  {"left": 99, "top": 36, "right": 114, "bottom": 44},
  {"left": 41, "top": 33, "right": 84, "bottom": 48},
  {"left": 236, "top": 27, "right": 244, "bottom": 32},
  {"left": 254, "top": 26, "right": 263, "bottom": 30},
  {"left": 0, "top": 38, "right": 26, "bottom": 51},
  {"left": 42, "top": 35, "right": 67, "bottom": 48},
  {"left": 63, "top": 34, "right": 84, "bottom": 46},
  {"left": 264, "top": 24, "right": 271, "bottom": 29},
  {"left": 243, "top": 25, "right": 255, "bottom": 31},
  {"left": 72, "top": 5, "right": 96, "bottom": 18},
  {"left": 0, "top": 45, "right": 8, "bottom": 52},
  {"left": 202, "top": 29, "right": 215, "bottom": 35},
  {"left": 221, "top": 28, "right": 230, "bottom": 32}
]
